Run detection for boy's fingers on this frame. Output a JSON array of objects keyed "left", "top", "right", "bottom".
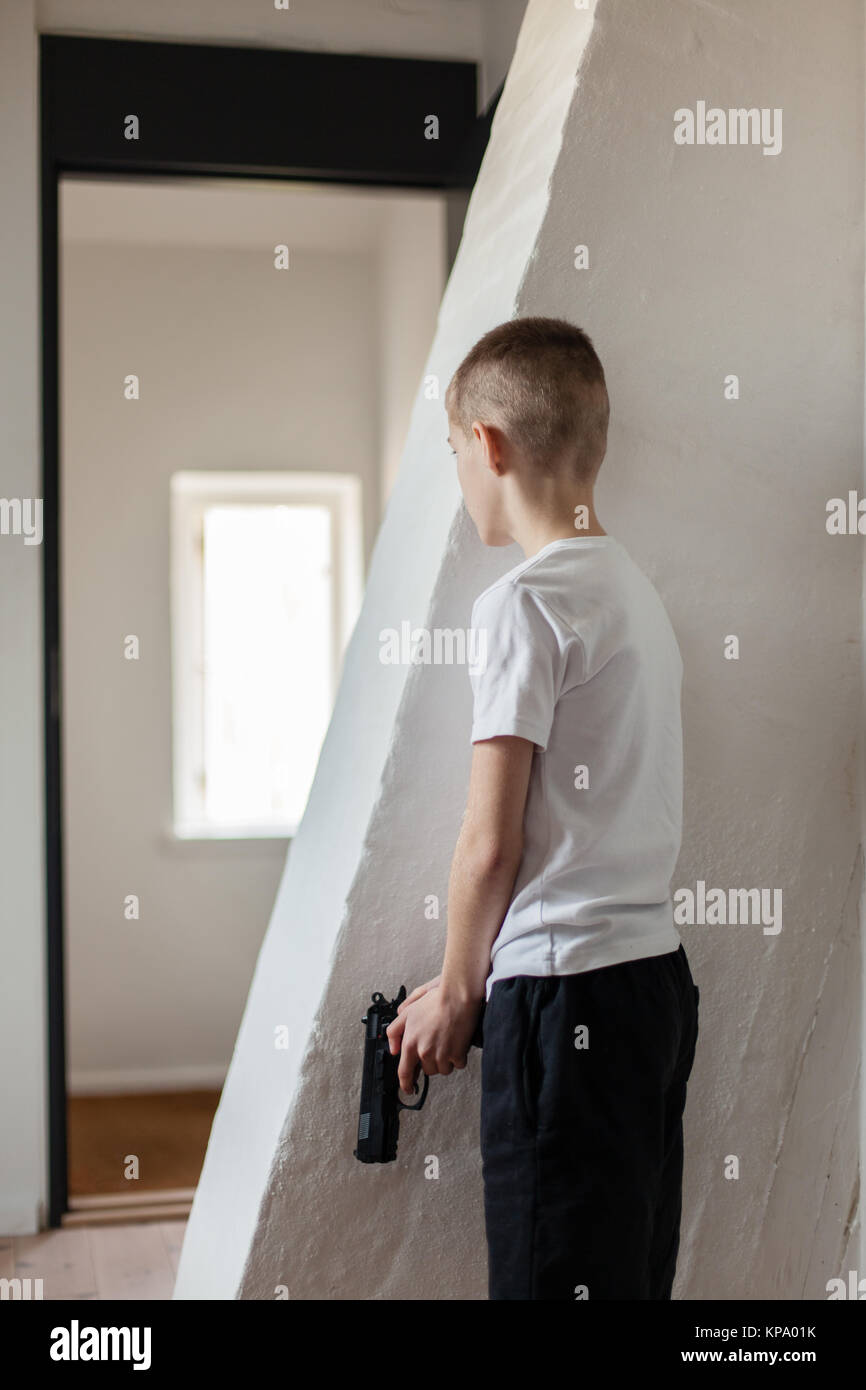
[
  {"left": 385, "top": 1015, "right": 405, "bottom": 1054},
  {"left": 397, "top": 1040, "right": 420, "bottom": 1095}
]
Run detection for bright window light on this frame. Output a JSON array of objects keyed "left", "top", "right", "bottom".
[{"left": 171, "top": 472, "right": 363, "bottom": 838}]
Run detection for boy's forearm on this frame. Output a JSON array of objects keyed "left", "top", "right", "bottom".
[{"left": 439, "top": 828, "right": 523, "bottom": 1004}]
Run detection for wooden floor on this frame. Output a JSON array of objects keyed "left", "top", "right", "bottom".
[
  {"left": 0, "top": 1092, "right": 216, "bottom": 1295},
  {"left": 0, "top": 1221, "right": 187, "bottom": 1300},
  {"left": 68, "top": 1091, "right": 221, "bottom": 1196}
]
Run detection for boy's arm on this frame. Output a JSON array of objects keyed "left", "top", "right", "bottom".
[
  {"left": 387, "top": 734, "right": 534, "bottom": 1094},
  {"left": 439, "top": 734, "right": 533, "bottom": 1003}
]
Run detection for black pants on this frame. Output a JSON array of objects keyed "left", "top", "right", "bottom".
[{"left": 480, "top": 944, "right": 699, "bottom": 1300}]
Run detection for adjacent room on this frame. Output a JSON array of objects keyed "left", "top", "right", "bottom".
[{"left": 59, "top": 173, "right": 450, "bottom": 1225}]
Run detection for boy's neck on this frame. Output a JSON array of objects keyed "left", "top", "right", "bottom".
[{"left": 512, "top": 505, "right": 607, "bottom": 559}]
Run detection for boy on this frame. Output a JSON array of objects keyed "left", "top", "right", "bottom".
[{"left": 386, "top": 316, "right": 699, "bottom": 1301}]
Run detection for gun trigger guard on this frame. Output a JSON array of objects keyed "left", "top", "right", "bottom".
[{"left": 397, "top": 1071, "right": 430, "bottom": 1112}]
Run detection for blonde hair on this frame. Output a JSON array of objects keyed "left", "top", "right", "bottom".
[{"left": 445, "top": 316, "right": 610, "bottom": 482}]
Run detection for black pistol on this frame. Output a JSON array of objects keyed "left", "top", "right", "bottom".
[{"left": 353, "top": 984, "right": 485, "bottom": 1164}]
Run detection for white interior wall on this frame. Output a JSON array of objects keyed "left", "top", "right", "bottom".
[
  {"left": 0, "top": 0, "right": 44, "bottom": 1235},
  {"left": 37, "top": 0, "right": 527, "bottom": 114},
  {"left": 177, "top": 0, "right": 863, "bottom": 1300},
  {"left": 479, "top": 0, "right": 529, "bottom": 104},
  {"left": 60, "top": 240, "right": 382, "bottom": 1094},
  {"left": 379, "top": 198, "right": 448, "bottom": 501},
  {"left": 36, "top": 0, "right": 484, "bottom": 65},
  {"left": 0, "top": 0, "right": 531, "bottom": 1241}
]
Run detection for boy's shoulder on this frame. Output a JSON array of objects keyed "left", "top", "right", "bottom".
[{"left": 471, "top": 536, "right": 628, "bottom": 635}]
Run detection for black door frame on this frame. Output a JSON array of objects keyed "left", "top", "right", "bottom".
[{"left": 40, "top": 33, "right": 496, "bottom": 1226}]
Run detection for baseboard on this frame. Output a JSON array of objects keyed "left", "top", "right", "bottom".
[
  {"left": 67, "top": 1064, "right": 227, "bottom": 1096},
  {"left": 62, "top": 1199, "right": 193, "bottom": 1227},
  {"left": 68, "top": 1189, "right": 196, "bottom": 1210}
]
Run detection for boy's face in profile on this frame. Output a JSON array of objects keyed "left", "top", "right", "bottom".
[{"left": 448, "top": 413, "right": 514, "bottom": 549}]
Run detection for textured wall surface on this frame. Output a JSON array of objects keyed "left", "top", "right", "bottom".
[
  {"left": 176, "top": 0, "right": 862, "bottom": 1299},
  {"left": 517, "top": 0, "right": 863, "bottom": 1300}
]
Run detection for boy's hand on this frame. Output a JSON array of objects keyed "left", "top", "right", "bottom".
[
  {"left": 386, "top": 988, "right": 481, "bottom": 1096},
  {"left": 397, "top": 975, "right": 441, "bottom": 1013}
]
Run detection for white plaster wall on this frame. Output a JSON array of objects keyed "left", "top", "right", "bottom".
[
  {"left": 0, "top": 0, "right": 45, "bottom": 1235},
  {"left": 174, "top": 0, "right": 598, "bottom": 1301},
  {"left": 379, "top": 198, "right": 448, "bottom": 500},
  {"left": 522, "top": 0, "right": 861, "bottom": 1299},
  {"left": 37, "top": 0, "right": 526, "bottom": 115},
  {"left": 36, "top": 0, "right": 484, "bottom": 65},
  {"left": 479, "top": 0, "right": 528, "bottom": 105},
  {"left": 179, "top": 0, "right": 863, "bottom": 1300}
]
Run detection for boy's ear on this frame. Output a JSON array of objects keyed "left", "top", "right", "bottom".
[{"left": 475, "top": 420, "right": 507, "bottom": 476}]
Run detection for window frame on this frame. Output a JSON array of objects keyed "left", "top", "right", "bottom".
[{"left": 169, "top": 469, "right": 363, "bottom": 840}]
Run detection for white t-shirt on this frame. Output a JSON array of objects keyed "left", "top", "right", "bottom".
[{"left": 468, "top": 535, "right": 683, "bottom": 1002}]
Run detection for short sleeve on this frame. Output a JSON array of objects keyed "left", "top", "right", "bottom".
[{"left": 468, "top": 581, "right": 563, "bottom": 751}]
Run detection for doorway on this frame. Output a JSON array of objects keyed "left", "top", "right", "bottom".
[{"left": 42, "top": 34, "right": 490, "bottom": 1225}]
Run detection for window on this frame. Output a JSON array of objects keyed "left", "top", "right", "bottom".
[{"left": 170, "top": 471, "right": 363, "bottom": 838}]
